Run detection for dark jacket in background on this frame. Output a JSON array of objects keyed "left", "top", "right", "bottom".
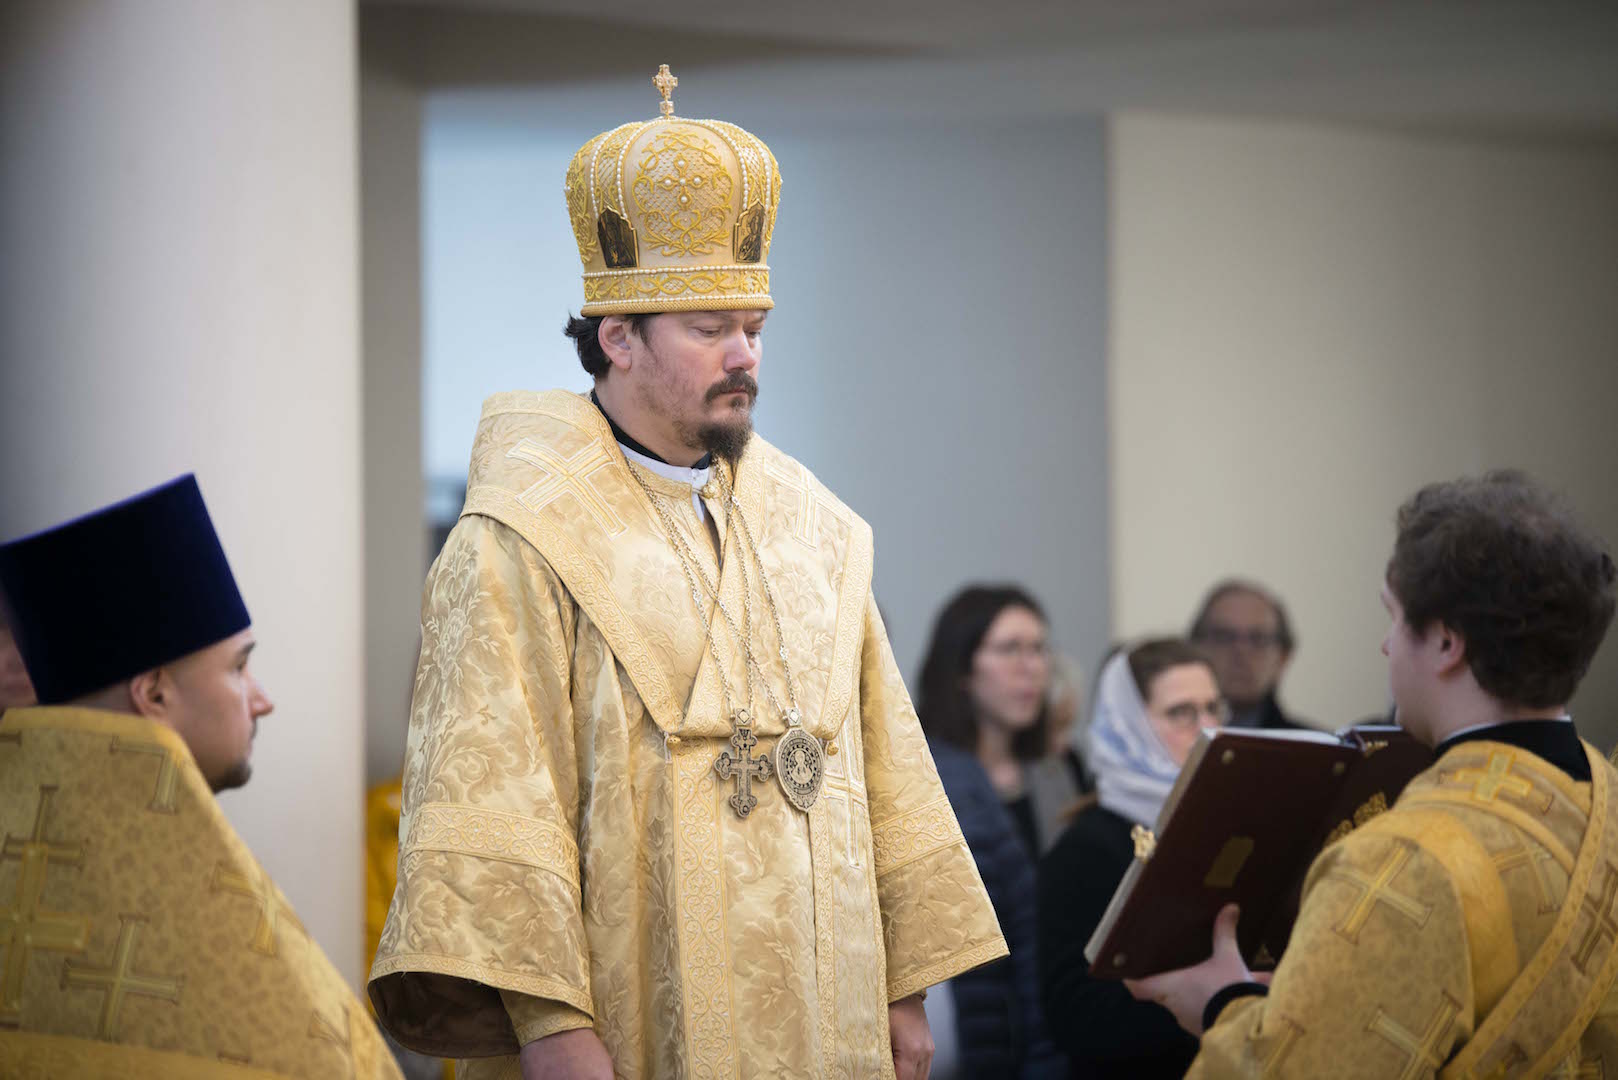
[
  {"left": 1037, "top": 804, "right": 1199, "bottom": 1079},
  {"left": 1234, "top": 691, "right": 1307, "bottom": 731},
  {"left": 930, "top": 740, "right": 1067, "bottom": 1080}
]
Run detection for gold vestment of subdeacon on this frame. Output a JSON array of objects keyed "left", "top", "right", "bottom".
[
  {"left": 0, "top": 705, "right": 402, "bottom": 1079},
  {"left": 1195, "top": 739, "right": 1618, "bottom": 1078},
  {"left": 368, "top": 390, "right": 1008, "bottom": 1079}
]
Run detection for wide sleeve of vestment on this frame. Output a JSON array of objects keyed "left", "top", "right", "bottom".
[
  {"left": 859, "top": 599, "right": 1009, "bottom": 1003},
  {"left": 1038, "top": 805, "right": 1198, "bottom": 1077},
  {"left": 1193, "top": 808, "right": 1510, "bottom": 1078},
  {"left": 368, "top": 514, "right": 593, "bottom": 1058}
]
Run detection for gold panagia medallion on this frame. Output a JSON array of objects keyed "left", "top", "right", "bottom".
[{"left": 774, "top": 726, "right": 824, "bottom": 812}]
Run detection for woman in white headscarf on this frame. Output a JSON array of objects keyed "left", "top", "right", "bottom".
[{"left": 1036, "top": 639, "right": 1226, "bottom": 1079}]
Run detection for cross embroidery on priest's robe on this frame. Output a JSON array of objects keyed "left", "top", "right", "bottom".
[
  {"left": 0, "top": 786, "right": 91, "bottom": 1025},
  {"left": 1368, "top": 993, "right": 1461, "bottom": 1080},
  {"left": 1455, "top": 752, "right": 1535, "bottom": 802},
  {"left": 1548, "top": 1050, "right": 1604, "bottom": 1080},
  {"left": 1325, "top": 842, "right": 1432, "bottom": 943},
  {"left": 1492, "top": 833, "right": 1562, "bottom": 913},
  {"left": 1574, "top": 863, "right": 1618, "bottom": 976},
  {"left": 1258, "top": 1016, "right": 1304, "bottom": 1079},
  {"left": 110, "top": 736, "right": 180, "bottom": 813},
  {"left": 61, "top": 914, "right": 182, "bottom": 1038},
  {"left": 509, "top": 439, "right": 626, "bottom": 536},
  {"left": 310, "top": 999, "right": 379, "bottom": 1080},
  {"left": 212, "top": 860, "right": 300, "bottom": 957}
]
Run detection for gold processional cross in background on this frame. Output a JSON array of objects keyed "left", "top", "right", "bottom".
[{"left": 713, "top": 716, "right": 772, "bottom": 819}]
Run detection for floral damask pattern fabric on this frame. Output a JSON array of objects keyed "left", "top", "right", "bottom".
[
  {"left": 369, "top": 391, "right": 1005, "bottom": 1079},
  {"left": 0, "top": 707, "right": 401, "bottom": 1079}
]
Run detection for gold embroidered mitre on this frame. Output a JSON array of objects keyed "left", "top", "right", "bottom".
[{"left": 565, "top": 64, "right": 782, "bottom": 315}]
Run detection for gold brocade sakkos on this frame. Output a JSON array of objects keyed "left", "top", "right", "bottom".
[
  {"left": 1194, "top": 740, "right": 1618, "bottom": 1079},
  {"left": 369, "top": 391, "right": 1007, "bottom": 1079},
  {"left": 0, "top": 706, "right": 401, "bottom": 1080}
]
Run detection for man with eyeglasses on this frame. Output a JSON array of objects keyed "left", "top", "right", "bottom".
[{"left": 1188, "top": 580, "right": 1306, "bottom": 730}]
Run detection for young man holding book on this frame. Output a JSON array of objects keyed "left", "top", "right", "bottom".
[{"left": 1129, "top": 471, "right": 1618, "bottom": 1078}]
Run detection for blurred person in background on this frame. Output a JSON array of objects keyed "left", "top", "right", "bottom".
[
  {"left": 919, "top": 585, "right": 1076, "bottom": 857},
  {"left": 919, "top": 585, "right": 1068, "bottom": 1078},
  {"left": 1038, "top": 638, "right": 1226, "bottom": 1078},
  {"left": 1188, "top": 580, "right": 1306, "bottom": 730}
]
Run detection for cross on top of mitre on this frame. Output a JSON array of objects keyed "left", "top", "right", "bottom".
[{"left": 654, "top": 64, "right": 677, "bottom": 117}]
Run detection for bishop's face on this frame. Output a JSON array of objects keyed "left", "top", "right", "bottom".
[{"left": 631, "top": 310, "right": 765, "bottom": 463}]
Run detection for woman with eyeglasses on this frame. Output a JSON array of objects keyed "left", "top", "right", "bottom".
[
  {"left": 1036, "top": 638, "right": 1226, "bottom": 1078},
  {"left": 916, "top": 585, "right": 1068, "bottom": 1079}
]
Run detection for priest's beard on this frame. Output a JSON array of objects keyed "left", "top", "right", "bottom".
[{"left": 212, "top": 759, "right": 252, "bottom": 794}]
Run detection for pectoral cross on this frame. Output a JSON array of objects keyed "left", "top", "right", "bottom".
[{"left": 713, "top": 717, "right": 772, "bottom": 819}]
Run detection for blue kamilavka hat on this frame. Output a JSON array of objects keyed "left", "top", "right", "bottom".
[{"left": 0, "top": 475, "right": 250, "bottom": 705}]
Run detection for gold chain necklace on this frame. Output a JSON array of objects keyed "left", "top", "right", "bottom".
[
  {"left": 715, "top": 465, "right": 825, "bottom": 812},
  {"left": 626, "top": 463, "right": 773, "bottom": 818},
  {"left": 628, "top": 459, "right": 823, "bottom": 813}
]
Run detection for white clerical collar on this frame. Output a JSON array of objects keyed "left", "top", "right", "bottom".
[{"left": 618, "top": 441, "right": 711, "bottom": 522}]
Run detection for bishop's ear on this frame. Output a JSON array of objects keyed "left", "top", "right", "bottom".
[{"left": 597, "top": 316, "right": 638, "bottom": 372}]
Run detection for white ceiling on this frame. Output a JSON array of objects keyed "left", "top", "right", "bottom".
[{"left": 364, "top": 0, "right": 1618, "bottom": 135}]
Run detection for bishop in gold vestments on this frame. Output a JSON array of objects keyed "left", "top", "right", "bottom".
[
  {"left": 1193, "top": 723, "right": 1618, "bottom": 1078},
  {"left": 369, "top": 391, "right": 1007, "bottom": 1077},
  {"left": 369, "top": 65, "right": 1005, "bottom": 1079}
]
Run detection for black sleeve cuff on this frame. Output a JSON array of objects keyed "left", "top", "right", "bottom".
[{"left": 1202, "top": 982, "right": 1269, "bottom": 1032}]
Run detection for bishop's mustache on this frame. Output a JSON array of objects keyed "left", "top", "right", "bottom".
[{"left": 706, "top": 373, "right": 759, "bottom": 403}]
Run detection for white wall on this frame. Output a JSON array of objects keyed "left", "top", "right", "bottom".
[
  {"left": 421, "top": 91, "right": 1112, "bottom": 686},
  {"left": 1, "top": 0, "right": 366, "bottom": 985},
  {"left": 1111, "top": 113, "right": 1618, "bottom": 742}
]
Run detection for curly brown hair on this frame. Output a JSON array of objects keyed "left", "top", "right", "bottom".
[{"left": 1386, "top": 471, "right": 1616, "bottom": 709}]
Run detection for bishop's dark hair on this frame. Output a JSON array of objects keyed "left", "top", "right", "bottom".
[{"left": 564, "top": 313, "right": 651, "bottom": 378}]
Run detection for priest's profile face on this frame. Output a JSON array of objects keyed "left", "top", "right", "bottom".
[
  {"left": 603, "top": 309, "right": 765, "bottom": 464},
  {"left": 137, "top": 628, "right": 275, "bottom": 792}
]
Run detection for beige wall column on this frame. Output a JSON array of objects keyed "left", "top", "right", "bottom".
[
  {"left": 1, "top": 1, "right": 366, "bottom": 984},
  {"left": 1109, "top": 112, "right": 1618, "bottom": 744}
]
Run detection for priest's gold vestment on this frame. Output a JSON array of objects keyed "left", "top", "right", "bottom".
[
  {"left": 368, "top": 391, "right": 1007, "bottom": 1078},
  {"left": 0, "top": 706, "right": 402, "bottom": 1080},
  {"left": 1195, "top": 738, "right": 1618, "bottom": 1078}
]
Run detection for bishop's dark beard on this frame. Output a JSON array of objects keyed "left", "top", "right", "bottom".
[{"left": 698, "top": 373, "right": 759, "bottom": 464}]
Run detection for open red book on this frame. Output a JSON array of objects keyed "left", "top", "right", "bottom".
[{"left": 1084, "top": 724, "right": 1432, "bottom": 980}]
